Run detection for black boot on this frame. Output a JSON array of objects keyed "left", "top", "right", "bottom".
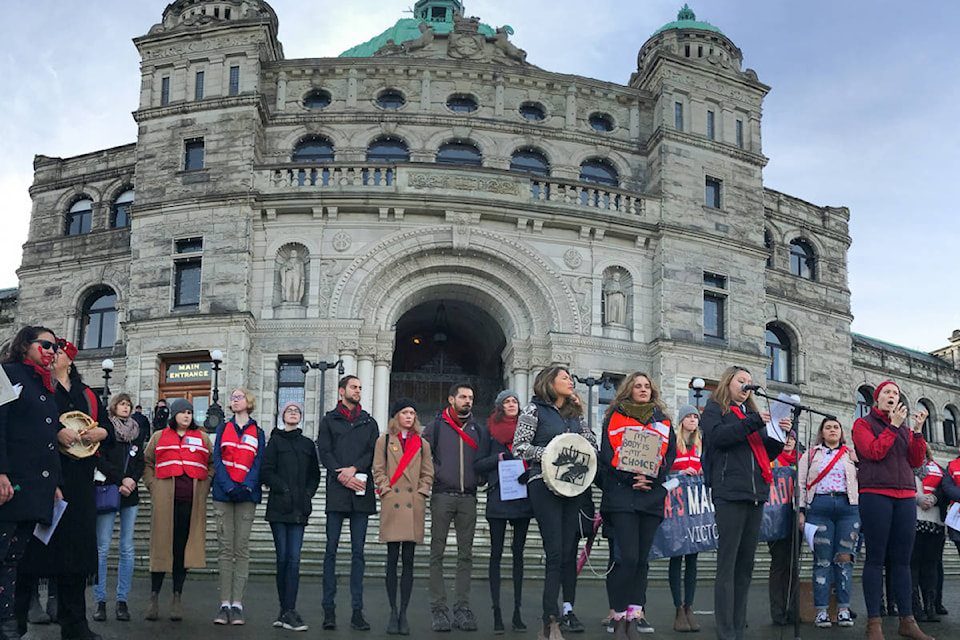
[
  {"left": 924, "top": 591, "right": 940, "bottom": 623},
  {"left": 512, "top": 607, "right": 526, "bottom": 631},
  {"left": 28, "top": 588, "right": 50, "bottom": 625},
  {"left": 912, "top": 588, "right": 927, "bottom": 622},
  {"left": 398, "top": 606, "right": 410, "bottom": 636},
  {"left": 493, "top": 607, "right": 504, "bottom": 634},
  {"left": 387, "top": 608, "right": 400, "bottom": 635},
  {"left": 0, "top": 619, "right": 21, "bottom": 640}
]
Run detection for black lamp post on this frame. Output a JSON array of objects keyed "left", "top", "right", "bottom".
[
  {"left": 691, "top": 377, "right": 706, "bottom": 411},
  {"left": 101, "top": 359, "right": 114, "bottom": 406},
  {"left": 204, "top": 349, "right": 224, "bottom": 432},
  {"left": 572, "top": 374, "right": 612, "bottom": 431},
  {"left": 302, "top": 358, "right": 345, "bottom": 422}
]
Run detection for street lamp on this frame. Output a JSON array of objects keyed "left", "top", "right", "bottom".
[
  {"left": 691, "top": 377, "right": 706, "bottom": 411},
  {"left": 101, "top": 359, "right": 114, "bottom": 405},
  {"left": 572, "top": 374, "right": 612, "bottom": 431},
  {"left": 302, "top": 358, "right": 345, "bottom": 424},
  {"left": 204, "top": 349, "right": 225, "bottom": 432}
]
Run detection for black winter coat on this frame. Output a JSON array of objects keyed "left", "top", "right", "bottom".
[
  {"left": 475, "top": 425, "right": 534, "bottom": 520},
  {"left": 262, "top": 427, "right": 321, "bottom": 524},
  {"left": 423, "top": 412, "right": 483, "bottom": 494},
  {"left": 700, "top": 399, "right": 784, "bottom": 505},
  {"left": 21, "top": 379, "right": 112, "bottom": 577},
  {"left": 599, "top": 406, "right": 678, "bottom": 517},
  {"left": 0, "top": 362, "right": 62, "bottom": 525},
  {"left": 95, "top": 417, "right": 147, "bottom": 508},
  {"left": 316, "top": 408, "right": 378, "bottom": 514}
]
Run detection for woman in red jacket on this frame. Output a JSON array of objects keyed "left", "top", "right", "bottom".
[{"left": 852, "top": 380, "right": 931, "bottom": 640}]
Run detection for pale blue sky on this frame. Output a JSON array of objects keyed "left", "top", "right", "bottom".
[{"left": 1, "top": 1, "right": 956, "bottom": 352}]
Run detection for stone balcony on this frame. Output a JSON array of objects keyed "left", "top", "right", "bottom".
[{"left": 255, "top": 162, "right": 659, "bottom": 221}]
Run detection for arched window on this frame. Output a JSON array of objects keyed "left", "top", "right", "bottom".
[
  {"left": 375, "top": 90, "right": 406, "bottom": 109},
  {"left": 855, "top": 386, "right": 873, "bottom": 420},
  {"left": 579, "top": 158, "right": 618, "bottom": 187},
  {"left": 111, "top": 189, "right": 134, "bottom": 228},
  {"left": 509, "top": 148, "right": 549, "bottom": 176},
  {"left": 519, "top": 102, "right": 546, "bottom": 121},
  {"left": 66, "top": 198, "right": 93, "bottom": 236},
  {"left": 919, "top": 399, "right": 936, "bottom": 442},
  {"left": 446, "top": 94, "right": 478, "bottom": 113},
  {"left": 303, "top": 90, "right": 332, "bottom": 109},
  {"left": 764, "top": 229, "right": 773, "bottom": 268},
  {"left": 944, "top": 405, "right": 959, "bottom": 447},
  {"left": 436, "top": 141, "right": 482, "bottom": 166},
  {"left": 80, "top": 288, "right": 118, "bottom": 350},
  {"left": 292, "top": 136, "right": 334, "bottom": 162},
  {"left": 789, "top": 238, "right": 816, "bottom": 280},
  {"left": 765, "top": 324, "right": 792, "bottom": 383},
  {"left": 588, "top": 113, "right": 614, "bottom": 132},
  {"left": 366, "top": 137, "right": 409, "bottom": 162}
]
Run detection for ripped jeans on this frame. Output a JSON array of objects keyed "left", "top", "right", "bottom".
[{"left": 807, "top": 493, "right": 861, "bottom": 609}]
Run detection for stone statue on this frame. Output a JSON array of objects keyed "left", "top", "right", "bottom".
[
  {"left": 402, "top": 22, "right": 435, "bottom": 54},
  {"left": 494, "top": 26, "right": 526, "bottom": 63},
  {"left": 280, "top": 249, "right": 305, "bottom": 303},
  {"left": 603, "top": 272, "right": 627, "bottom": 326}
]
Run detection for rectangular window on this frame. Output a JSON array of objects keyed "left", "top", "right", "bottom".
[
  {"left": 195, "top": 70, "right": 205, "bottom": 100},
  {"left": 229, "top": 65, "right": 240, "bottom": 95},
  {"left": 66, "top": 210, "right": 92, "bottom": 236},
  {"left": 184, "top": 138, "right": 204, "bottom": 171},
  {"left": 703, "top": 292, "right": 725, "bottom": 340},
  {"left": 175, "top": 237, "right": 203, "bottom": 254},
  {"left": 705, "top": 176, "right": 722, "bottom": 208},
  {"left": 674, "top": 102, "right": 683, "bottom": 132},
  {"left": 160, "top": 76, "right": 170, "bottom": 106},
  {"left": 736, "top": 119, "right": 744, "bottom": 148},
  {"left": 703, "top": 272, "right": 727, "bottom": 289},
  {"left": 174, "top": 259, "right": 201, "bottom": 308},
  {"left": 706, "top": 110, "right": 715, "bottom": 140},
  {"left": 277, "top": 358, "right": 306, "bottom": 427}
]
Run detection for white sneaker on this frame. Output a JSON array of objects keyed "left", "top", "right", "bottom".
[
  {"left": 837, "top": 609, "right": 854, "bottom": 627},
  {"left": 815, "top": 610, "right": 832, "bottom": 628}
]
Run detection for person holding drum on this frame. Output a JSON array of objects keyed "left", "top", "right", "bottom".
[
  {"left": 700, "top": 365, "right": 790, "bottom": 640},
  {"left": 514, "top": 366, "right": 598, "bottom": 640},
  {"left": 599, "top": 372, "right": 677, "bottom": 637}
]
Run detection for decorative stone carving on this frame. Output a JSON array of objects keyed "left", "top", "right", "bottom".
[
  {"left": 448, "top": 33, "right": 485, "bottom": 59},
  {"left": 402, "top": 22, "right": 435, "bottom": 54},
  {"left": 277, "top": 244, "right": 308, "bottom": 304},
  {"left": 494, "top": 27, "right": 526, "bottom": 63},
  {"left": 332, "top": 232, "right": 352, "bottom": 252},
  {"left": 571, "top": 276, "right": 593, "bottom": 335},
  {"left": 603, "top": 271, "right": 626, "bottom": 327},
  {"left": 316, "top": 259, "right": 343, "bottom": 312},
  {"left": 563, "top": 248, "right": 583, "bottom": 270}
]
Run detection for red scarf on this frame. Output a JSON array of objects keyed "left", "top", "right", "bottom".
[
  {"left": 806, "top": 445, "right": 848, "bottom": 490},
  {"left": 336, "top": 401, "right": 361, "bottom": 423},
  {"left": 390, "top": 432, "right": 422, "bottom": 487},
  {"left": 487, "top": 414, "right": 518, "bottom": 449},
  {"left": 24, "top": 360, "right": 54, "bottom": 392},
  {"left": 442, "top": 408, "right": 478, "bottom": 451},
  {"left": 730, "top": 405, "right": 773, "bottom": 484}
]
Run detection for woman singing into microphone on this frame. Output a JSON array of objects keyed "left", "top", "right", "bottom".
[{"left": 700, "top": 366, "right": 791, "bottom": 640}]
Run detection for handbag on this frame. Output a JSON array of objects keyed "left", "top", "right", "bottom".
[{"left": 95, "top": 443, "right": 132, "bottom": 514}]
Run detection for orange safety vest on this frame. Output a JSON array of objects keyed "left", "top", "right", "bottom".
[
  {"left": 219, "top": 422, "right": 259, "bottom": 483},
  {"left": 155, "top": 428, "right": 210, "bottom": 480},
  {"left": 607, "top": 411, "right": 671, "bottom": 470},
  {"left": 671, "top": 446, "right": 702, "bottom": 474},
  {"left": 921, "top": 460, "right": 943, "bottom": 495}
]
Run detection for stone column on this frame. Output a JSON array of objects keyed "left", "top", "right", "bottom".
[
  {"left": 357, "top": 356, "right": 374, "bottom": 409},
  {"left": 373, "top": 359, "right": 391, "bottom": 431},
  {"left": 513, "top": 370, "right": 530, "bottom": 404}
]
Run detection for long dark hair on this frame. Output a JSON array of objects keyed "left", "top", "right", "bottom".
[
  {"left": 1, "top": 325, "right": 57, "bottom": 364},
  {"left": 532, "top": 366, "right": 582, "bottom": 419}
]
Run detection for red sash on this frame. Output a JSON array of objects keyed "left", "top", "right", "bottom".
[
  {"left": 84, "top": 388, "right": 99, "bottom": 422},
  {"left": 442, "top": 409, "right": 478, "bottom": 451},
  {"left": 390, "top": 433, "right": 422, "bottom": 487},
  {"left": 730, "top": 405, "right": 772, "bottom": 484},
  {"left": 806, "top": 445, "right": 848, "bottom": 490}
]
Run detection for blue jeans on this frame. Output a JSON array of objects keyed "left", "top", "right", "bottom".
[
  {"left": 322, "top": 512, "right": 369, "bottom": 610},
  {"left": 95, "top": 504, "right": 138, "bottom": 603},
  {"left": 807, "top": 494, "right": 860, "bottom": 608},
  {"left": 271, "top": 522, "right": 306, "bottom": 612}
]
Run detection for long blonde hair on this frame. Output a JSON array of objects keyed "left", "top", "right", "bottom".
[
  {"left": 674, "top": 412, "right": 702, "bottom": 455},
  {"left": 603, "top": 372, "right": 666, "bottom": 422},
  {"left": 712, "top": 366, "right": 759, "bottom": 415},
  {"left": 386, "top": 414, "right": 423, "bottom": 436}
]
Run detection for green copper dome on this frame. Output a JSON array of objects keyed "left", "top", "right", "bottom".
[
  {"left": 340, "top": 0, "right": 496, "bottom": 58},
  {"left": 652, "top": 4, "right": 724, "bottom": 36}
]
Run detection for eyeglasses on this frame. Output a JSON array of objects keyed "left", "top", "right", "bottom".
[
  {"left": 31, "top": 340, "right": 59, "bottom": 352},
  {"left": 230, "top": 393, "right": 246, "bottom": 401}
]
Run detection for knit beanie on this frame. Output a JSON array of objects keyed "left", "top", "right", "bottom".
[
  {"left": 391, "top": 397, "right": 417, "bottom": 417},
  {"left": 280, "top": 401, "right": 302, "bottom": 416},
  {"left": 873, "top": 380, "right": 899, "bottom": 401},
  {"left": 676, "top": 404, "right": 699, "bottom": 423},
  {"left": 168, "top": 398, "right": 194, "bottom": 420},
  {"left": 495, "top": 389, "right": 520, "bottom": 408}
]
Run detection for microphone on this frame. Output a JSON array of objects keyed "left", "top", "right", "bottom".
[{"left": 741, "top": 383, "right": 762, "bottom": 392}]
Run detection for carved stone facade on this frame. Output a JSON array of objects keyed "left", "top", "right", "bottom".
[{"left": 10, "top": 1, "right": 960, "bottom": 447}]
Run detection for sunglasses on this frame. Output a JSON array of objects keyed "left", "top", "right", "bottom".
[{"left": 32, "top": 339, "right": 59, "bottom": 352}]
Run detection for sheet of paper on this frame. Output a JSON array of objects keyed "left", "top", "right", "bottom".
[
  {"left": 33, "top": 498, "right": 68, "bottom": 545},
  {"left": 766, "top": 393, "right": 798, "bottom": 442},
  {"left": 804, "top": 521, "right": 818, "bottom": 551},
  {"left": 945, "top": 503, "right": 960, "bottom": 531},
  {"left": 498, "top": 459, "right": 528, "bottom": 501},
  {"left": 0, "top": 366, "right": 18, "bottom": 407}
]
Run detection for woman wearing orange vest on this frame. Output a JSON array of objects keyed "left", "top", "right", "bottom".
[
  {"left": 668, "top": 404, "right": 702, "bottom": 632},
  {"left": 211, "top": 388, "right": 265, "bottom": 626},
  {"left": 142, "top": 398, "right": 214, "bottom": 622}
]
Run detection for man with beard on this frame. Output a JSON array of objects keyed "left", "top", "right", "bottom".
[{"left": 423, "top": 383, "right": 483, "bottom": 632}]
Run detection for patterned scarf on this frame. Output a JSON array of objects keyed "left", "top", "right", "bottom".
[
  {"left": 110, "top": 415, "right": 140, "bottom": 444},
  {"left": 336, "top": 401, "right": 361, "bottom": 423}
]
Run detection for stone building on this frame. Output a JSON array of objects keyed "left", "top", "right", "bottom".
[{"left": 11, "top": 0, "right": 960, "bottom": 447}]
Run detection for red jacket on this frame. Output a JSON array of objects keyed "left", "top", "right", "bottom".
[{"left": 852, "top": 407, "right": 926, "bottom": 498}]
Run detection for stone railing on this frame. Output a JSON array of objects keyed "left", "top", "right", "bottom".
[
  {"left": 529, "top": 179, "right": 646, "bottom": 216},
  {"left": 268, "top": 163, "right": 397, "bottom": 189}
]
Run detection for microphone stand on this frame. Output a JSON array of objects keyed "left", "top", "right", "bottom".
[{"left": 752, "top": 388, "right": 837, "bottom": 640}]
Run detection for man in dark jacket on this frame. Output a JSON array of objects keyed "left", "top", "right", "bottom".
[
  {"left": 316, "top": 375, "right": 378, "bottom": 632},
  {"left": 423, "top": 383, "right": 483, "bottom": 632},
  {"left": 151, "top": 399, "right": 169, "bottom": 432},
  {"left": 132, "top": 404, "right": 151, "bottom": 434}
]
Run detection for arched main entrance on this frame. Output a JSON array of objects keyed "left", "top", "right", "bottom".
[{"left": 390, "top": 299, "right": 505, "bottom": 420}]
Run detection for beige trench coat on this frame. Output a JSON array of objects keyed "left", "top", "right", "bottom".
[
  {"left": 372, "top": 432, "right": 434, "bottom": 543},
  {"left": 142, "top": 428, "right": 215, "bottom": 572}
]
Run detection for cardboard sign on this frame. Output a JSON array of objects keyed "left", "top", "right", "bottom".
[{"left": 618, "top": 428, "right": 662, "bottom": 476}]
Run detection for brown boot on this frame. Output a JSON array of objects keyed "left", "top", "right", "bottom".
[
  {"left": 684, "top": 605, "right": 700, "bottom": 632},
  {"left": 169, "top": 593, "right": 183, "bottom": 621},
  {"left": 898, "top": 616, "right": 933, "bottom": 640},
  {"left": 144, "top": 593, "right": 159, "bottom": 621},
  {"left": 674, "top": 607, "right": 691, "bottom": 632}
]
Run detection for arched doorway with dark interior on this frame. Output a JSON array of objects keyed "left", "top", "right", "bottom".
[{"left": 391, "top": 299, "right": 506, "bottom": 422}]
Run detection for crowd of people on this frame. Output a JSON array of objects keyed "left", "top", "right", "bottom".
[{"left": 0, "top": 324, "right": 956, "bottom": 640}]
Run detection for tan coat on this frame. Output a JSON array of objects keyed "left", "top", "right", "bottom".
[
  {"left": 142, "top": 429, "right": 215, "bottom": 572},
  {"left": 372, "top": 432, "right": 434, "bottom": 543}
]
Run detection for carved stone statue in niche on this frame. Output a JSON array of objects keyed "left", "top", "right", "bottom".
[
  {"left": 280, "top": 248, "right": 306, "bottom": 303},
  {"left": 603, "top": 271, "right": 627, "bottom": 326}
]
